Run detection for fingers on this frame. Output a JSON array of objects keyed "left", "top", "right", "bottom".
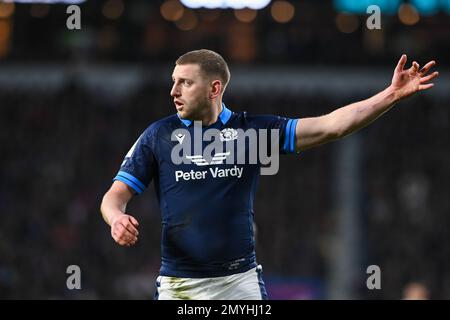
[
  {"left": 420, "top": 71, "right": 439, "bottom": 84},
  {"left": 129, "top": 216, "right": 139, "bottom": 228},
  {"left": 112, "top": 218, "right": 139, "bottom": 246},
  {"left": 395, "top": 54, "right": 407, "bottom": 72},
  {"left": 419, "top": 66, "right": 439, "bottom": 91},
  {"left": 112, "top": 215, "right": 139, "bottom": 235},
  {"left": 118, "top": 222, "right": 139, "bottom": 239},
  {"left": 112, "top": 226, "right": 137, "bottom": 245},
  {"left": 395, "top": 55, "right": 437, "bottom": 77},
  {"left": 420, "top": 60, "right": 436, "bottom": 75},
  {"left": 409, "top": 61, "right": 419, "bottom": 74},
  {"left": 123, "top": 218, "right": 139, "bottom": 237},
  {"left": 112, "top": 227, "right": 138, "bottom": 246},
  {"left": 419, "top": 83, "right": 434, "bottom": 90}
]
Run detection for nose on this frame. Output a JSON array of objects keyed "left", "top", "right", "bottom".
[{"left": 170, "top": 83, "right": 180, "bottom": 97}]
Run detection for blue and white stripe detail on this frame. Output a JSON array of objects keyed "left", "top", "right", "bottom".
[
  {"left": 114, "top": 171, "right": 146, "bottom": 194},
  {"left": 256, "top": 265, "right": 268, "bottom": 300},
  {"left": 154, "top": 276, "right": 161, "bottom": 300},
  {"left": 283, "top": 118, "right": 299, "bottom": 154}
]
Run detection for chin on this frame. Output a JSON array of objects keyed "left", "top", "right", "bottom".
[
  {"left": 178, "top": 110, "right": 189, "bottom": 119},
  {"left": 179, "top": 106, "right": 195, "bottom": 118}
]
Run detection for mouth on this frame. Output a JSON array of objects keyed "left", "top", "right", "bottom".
[{"left": 174, "top": 100, "right": 184, "bottom": 110}]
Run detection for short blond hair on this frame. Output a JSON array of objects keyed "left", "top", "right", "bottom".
[{"left": 176, "top": 49, "right": 230, "bottom": 92}]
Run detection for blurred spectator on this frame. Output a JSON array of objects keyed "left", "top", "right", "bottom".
[
  {"left": 403, "top": 282, "right": 430, "bottom": 300},
  {"left": 0, "top": 78, "right": 447, "bottom": 299}
]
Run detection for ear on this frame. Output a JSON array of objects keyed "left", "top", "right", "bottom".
[{"left": 210, "top": 80, "right": 222, "bottom": 99}]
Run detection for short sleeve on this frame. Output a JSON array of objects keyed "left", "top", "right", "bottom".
[
  {"left": 281, "top": 118, "right": 299, "bottom": 154},
  {"left": 113, "top": 127, "right": 157, "bottom": 194},
  {"left": 250, "top": 114, "right": 298, "bottom": 154}
]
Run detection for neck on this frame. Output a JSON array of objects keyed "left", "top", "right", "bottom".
[{"left": 200, "top": 99, "right": 222, "bottom": 126}]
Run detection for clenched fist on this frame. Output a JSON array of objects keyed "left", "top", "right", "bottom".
[{"left": 111, "top": 214, "right": 140, "bottom": 246}]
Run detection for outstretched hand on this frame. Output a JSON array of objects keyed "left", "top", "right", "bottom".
[{"left": 391, "top": 54, "right": 439, "bottom": 100}]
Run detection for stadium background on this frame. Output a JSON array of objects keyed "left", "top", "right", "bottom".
[{"left": 0, "top": 0, "right": 448, "bottom": 299}]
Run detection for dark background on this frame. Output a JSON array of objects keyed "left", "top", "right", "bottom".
[{"left": 0, "top": 0, "right": 448, "bottom": 299}]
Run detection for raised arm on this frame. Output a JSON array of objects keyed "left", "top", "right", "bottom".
[
  {"left": 100, "top": 180, "right": 140, "bottom": 246},
  {"left": 295, "top": 55, "right": 439, "bottom": 151}
]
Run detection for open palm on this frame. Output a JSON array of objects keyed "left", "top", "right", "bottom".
[{"left": 391, "top": 54, "right": 438, "bottom": 99}]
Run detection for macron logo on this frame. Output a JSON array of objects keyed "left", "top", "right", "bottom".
[{"left": 175, "top": 133, "right": 185, "bottom": 144}]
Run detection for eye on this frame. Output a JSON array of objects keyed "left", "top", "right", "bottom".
[{"left": 183, "top": 80, "right": 192, "bottom": 86}]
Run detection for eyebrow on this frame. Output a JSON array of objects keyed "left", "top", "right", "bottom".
[{"left": 172, "top": 76, "right": 193, "bottom": 82}]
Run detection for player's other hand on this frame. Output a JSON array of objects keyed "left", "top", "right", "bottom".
[
  {"left": 391, "top": 54, "right": 439, "bottom": 100},
  {"left": 110, "top": 214, "right": 140, "bottom": 247}
]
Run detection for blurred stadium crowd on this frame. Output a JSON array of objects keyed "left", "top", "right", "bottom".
[
  {"left": 2, "top": 0, "right": 448, "bottom": 66},
  {"left": 0, "top": 0, "right": 449, "bottom": 299},
  {"left": 0, "top": 80, "right": 448, "bottom": 299}
]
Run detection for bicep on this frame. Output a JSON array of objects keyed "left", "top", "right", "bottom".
[
  {"left": 116, "top": 128, "right": 157, "bottom": 194},
  {"left": 295, "top": 115, "right": 337, "bottom": 152}
]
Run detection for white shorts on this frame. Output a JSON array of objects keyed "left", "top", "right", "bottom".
[{"left": 155, "top": 265, "right": 268, "bottom": 300}]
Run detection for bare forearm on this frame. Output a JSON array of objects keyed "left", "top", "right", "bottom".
[
  {"left": 100, "top": 190, "right": 129, "bottom": 226},
  {"left": 329, "top": 86, "right": 400, "bottom": 138},
  {"left": 295, "top": 56, "right": 438, "bottom": 151}
]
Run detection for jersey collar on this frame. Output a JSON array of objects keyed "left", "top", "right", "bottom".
[{"left": 177, "top": 103, "right": 232, "bottom": 127}]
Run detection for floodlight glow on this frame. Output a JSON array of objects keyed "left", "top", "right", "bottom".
[
  {"left": 227, "top": 0, "right": 246, "bottom": 10},
  {"left": 334, "top": 0, "right": 400, "bottom": 14},
  {"left": 411, "top": 0, "right": 439, "bottom": 15},
  {"left": 180, "top": 0, "right": 271, "bottom": 10},
  {"left": 204, "top": 0, "right": 224, "bottom": 9},
  {"left": 246, "top": 0, "right": 271, "bottom": 10}
]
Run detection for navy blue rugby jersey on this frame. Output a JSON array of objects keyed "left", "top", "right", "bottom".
[{"left": 114, "top": 103, "right": 298, "bottom": 278}]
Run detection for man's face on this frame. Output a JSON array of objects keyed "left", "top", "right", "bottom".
[{"left": 171, "top": 64, "right": 210, "bottom": 119}]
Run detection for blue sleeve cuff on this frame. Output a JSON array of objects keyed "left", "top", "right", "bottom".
[
  {"left": 282, "top": 119, "right": 299, "bottom": 154},
  {"left": 113, "top": 171, "right": 146, "bottom": 194}
]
